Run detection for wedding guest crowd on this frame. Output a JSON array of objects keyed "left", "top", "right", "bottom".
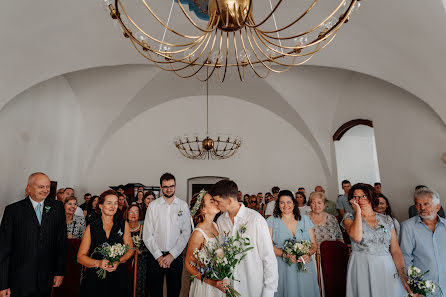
[{"left": 1, "top": 171, "right": 446, "bottom": 297}]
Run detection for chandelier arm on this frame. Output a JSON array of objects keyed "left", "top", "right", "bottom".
[
  {"left": 240, "top": 27, "right": 276, "bottom": 77},
  {"left": 244, "top": 0, "right": 285, "bottom": 28},
  {"left": 128, "top": 31, "right": 211, "bottom": 69},
  {"left": 241, "top": 28, "right": 275, "bottom": 77},
  {"left": 219, "top": 32, "right": 230, "bottom": 83},
  {"left": 137, "top": 0, "right": 214, "bottom": 35},
  {"left": 233, "top": 32, "right": 244, "bottom": 81},
  {"left": 256, "top": 21, "right": 342, "bottom": 59},
  {"left": 192, "top": 30, "right": 225, "bottom": 81},
  {"left": 248, "top": 27, "right": 303, "bottom": 71},
  {"left": 117, "top": 0, "right": 200, "bottom": 40},
  {"left": 247, "top": 0, "right": 318, "bottom": 32},
  {"left": 258, "top": 0, "right": 350, "bottom": 38}
]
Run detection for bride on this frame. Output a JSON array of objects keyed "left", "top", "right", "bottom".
[{"left": 185, "top": 190, "right": 229, "bottom": 296}]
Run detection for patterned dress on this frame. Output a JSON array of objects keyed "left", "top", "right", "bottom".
[
  {"left": 342, "top": 212, "right": 405, "bottom": 297},
  {"left": 311, "top": 213, "right": 343, "bottom": 248},
  {"left": 67, "top": 215, "right": 86, "bottom": 239},
  {"left": 130, "top": 225, "right": 150, "bottom": 297}
]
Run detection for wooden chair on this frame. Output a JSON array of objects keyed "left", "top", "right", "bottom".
[
  {"left": 319, "top": 241, "right": 349, "bottom": 297},
  {"left": 52, "top": 239, "right": 82, "bottom": 297}
]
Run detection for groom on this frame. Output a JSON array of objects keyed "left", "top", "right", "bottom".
[{"left": 211, "top": 180, "right": 278, "bottom": 297}]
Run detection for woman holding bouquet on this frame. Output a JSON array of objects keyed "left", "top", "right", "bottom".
[
  {"left": 77, "top": 190, "right": 134, "bottom": 297},
  {"left": 185, "top": 190, "right": 229, "bottom": 296},
  {"left": 267, "top": 190, "right": 320, "bottom": 297},
  {"left": 342, "top": 183, "right": 412, "bottom": 297}
]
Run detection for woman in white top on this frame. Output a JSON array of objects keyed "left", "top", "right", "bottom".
[
  {"left": 296, "top": 191, "right": 311, "bottom": 216},
  {"left": 185, "top": 190, "right": 229, "bottom": 296}
]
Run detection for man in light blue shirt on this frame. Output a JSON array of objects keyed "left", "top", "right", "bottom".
[{"left": 400, "top": 187, "right": 446, "bottom": 297}]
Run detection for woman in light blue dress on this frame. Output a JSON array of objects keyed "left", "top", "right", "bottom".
[
  {"left": 342, "top": 183, "right": 412, "bottom": 297},
  {"left": 267, "top": 190, "right": 320, "bottom": 297}
]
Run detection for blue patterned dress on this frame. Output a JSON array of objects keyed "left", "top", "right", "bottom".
[
  {"left": 267, "top": 215, "right": 320, "bottom": 297},
  {"left": 342, "top": 212, "right": 405, "bottom": 297}
]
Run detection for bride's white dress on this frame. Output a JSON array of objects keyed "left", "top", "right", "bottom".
[{"left": 189, "top": 225, "right": 224, "bottom": 297}]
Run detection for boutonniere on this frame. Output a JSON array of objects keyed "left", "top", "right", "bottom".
[
  {"left": 45, "top": 205, "right": 51, "bottom": 213},
  {"left": 117, "top": 229, "right": 123, "bottom": 237},
  {"left": 177, "top": 210, "right": 183, "bottom": 217},
  {"left": 379, "top": 224, "right": 388, "bottom": 233},
  {"left": 239, "top": 223, "right": 247, "bottom": 234},
  {"left": 300, "top": 229, "right": 304, "bottom": 234}
]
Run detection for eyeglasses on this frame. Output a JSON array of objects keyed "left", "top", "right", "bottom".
[
  {"left": 161, "top": 185, "right": 175, "bottom": 190},
  {"left": 353, "top": 195, "right": 368, "bottom": 200}
]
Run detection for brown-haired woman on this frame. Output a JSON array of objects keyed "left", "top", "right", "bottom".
[
  {"left": 64, "top": 196, "right": 86, "bottom": 239},
  {"left": 141, "top": 190, "right": 156, "bottom": 220},
  {"left": 185, "top": 191, "right": 228, "bottom": 296},
  {"left": 266, "top": 190, "right": 319, "bottom": 297},
  {"left": 125, "top": 205, "right": 150, "bottom": 297},
  {"left": 77, "top": 190, "right": 134, "bottom": 297},
  {"left": 342, "top": 183, "right": 411, "bottom": 297}
]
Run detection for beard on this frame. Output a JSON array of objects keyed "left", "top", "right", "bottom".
[
  {"left": 419, "top": 212, "right": 436, "bottom": 220},
  {"left": 163, "top": 192, "right": 175, "bottom": 198}
]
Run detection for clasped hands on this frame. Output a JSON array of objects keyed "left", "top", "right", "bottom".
[
  {"left": 157, "top": 253, "right": 174, "bottom": 268},
  {"left": 98, "top": 259, "right": 119, "bottom": 272},
  {"left": 283, "top": 253, "right": 310, "bottom": 264}
]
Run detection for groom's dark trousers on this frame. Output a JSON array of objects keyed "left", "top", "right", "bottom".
[{"left": 147, "top": 252, "right": 183, "bottom": 297}]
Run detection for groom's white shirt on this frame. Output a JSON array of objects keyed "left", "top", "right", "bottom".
[{"left": 217, "top": 204, "right": 278, "bottom": 297}]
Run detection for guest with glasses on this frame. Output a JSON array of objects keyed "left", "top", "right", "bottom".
[
  {"left": 125, "top": 205, "right": 150, "bottom": 297},
  {"left": 143, "top": 173, "right": 191, "bottom": 297},
  {"left": 64, "top": 196, "right": 86, "bottom": 239},
  {"left": 342, "top": 183, "right": 412, "bottom": 297}
]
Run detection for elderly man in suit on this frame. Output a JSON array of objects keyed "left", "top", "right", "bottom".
[{"left": 0, "top": 172, "right": 67, "bottom": 297}]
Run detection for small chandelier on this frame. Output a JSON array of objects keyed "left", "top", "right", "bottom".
[
  {"left": 103, "top": 0, "right": 361, "bottom": 82},
  {"left": 173, "top": 78, "right": 242, "bottom": 159}
]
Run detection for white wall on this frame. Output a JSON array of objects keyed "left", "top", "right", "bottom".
[
  {"left": 334, "top": 125, "right": 381, "bottom": 193},
  {"left": 85, "top": 96, "right": 326, "bottom": 201},
  {"left": 1, "top": 65, "right": 445, "bottom": 223}
]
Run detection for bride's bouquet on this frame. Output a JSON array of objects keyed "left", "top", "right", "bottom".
[
  {"left": 190, "top": 226, "right": 253, "bottom": 297},
  {"left": 282, "top": 237, "right": 312, "bottom": 272},
  {"left": 405, "top": 266, "right": 438, "bottom": 297},
  {"left": 91, "top": 242, "right": 130, "bottom": 279}
]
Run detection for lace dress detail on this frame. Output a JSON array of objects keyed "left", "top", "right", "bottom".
[
  {"left": 189, "top": 223, "right": 224, "bottom": 297},
  {"left": 342, "top": 212, "right": 394, "bottom": 255}
]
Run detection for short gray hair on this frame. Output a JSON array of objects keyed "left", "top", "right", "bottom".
[
  {"left": 414, "top": 187, "right": 441, "bottom": 206},
  {"left": 308, "top": 191, "right": 327, "bottom": 205}
]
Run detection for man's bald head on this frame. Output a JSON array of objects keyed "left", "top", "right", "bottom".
[{"left": 26, "top": 172, "right": 50, "bottom": 202}]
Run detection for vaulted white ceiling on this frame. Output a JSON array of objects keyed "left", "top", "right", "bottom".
[{"left": 1, "top": 0, "right": 446, "bottom": 124}]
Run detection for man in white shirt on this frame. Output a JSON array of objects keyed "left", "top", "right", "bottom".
[
  {"left": 143, "top": 173, "right": 191, "bottom": 297},
  {"left": 212, "top": 180, "right": 278, "bottom": 297}
]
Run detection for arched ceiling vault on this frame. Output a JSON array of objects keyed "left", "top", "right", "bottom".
[
  {"left": 86, "top": 70, "right": 333, "bottom": 181},
  {"left": 1, "top": 0, "right": 446, "bottom": 124}
]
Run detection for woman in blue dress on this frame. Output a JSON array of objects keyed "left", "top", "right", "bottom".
[
  {"left": 342, "top": 183, "right": 413, "bottom": 297},
  {"left": 267, "top": 190, "right": 320, "bottom": 297}
]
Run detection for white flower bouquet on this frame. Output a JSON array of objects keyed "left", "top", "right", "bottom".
[
  {"left": 190, "top": 227, "right": 253, "bottom": 297},
  {"left": 132, "top": 235, "right": 142, "bottom": 251},
  {"left": 406, "top": 266, "right": 438, "bottom": 297},
  {"left": 282, "top": 237, "right": 312, "bottom": 271},
  {"left": 91, "top": 242, "right": 129, "bottom": 279}
]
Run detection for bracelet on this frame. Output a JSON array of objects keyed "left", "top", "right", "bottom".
[{"left": 94, "top": 260, "right": 98, "bottom": 268}]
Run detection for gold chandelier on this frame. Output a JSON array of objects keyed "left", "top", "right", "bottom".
[
  {"left": 104, "top": 0, "right": 360, "bottom": 82},
  {"left": 173, "top": 76, "right": 242, "bottom": 159}
]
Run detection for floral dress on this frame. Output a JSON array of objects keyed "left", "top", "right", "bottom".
[
  {"left": 312, "top": 213, "right": 343, "bottom": 248},
  {"left": 342, "top": 212, "right": 405, "bottom": 297}
]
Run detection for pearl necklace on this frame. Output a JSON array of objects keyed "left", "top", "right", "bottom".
[{"left": 129, "top": 223, "right": 141, "bottom": 233}]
